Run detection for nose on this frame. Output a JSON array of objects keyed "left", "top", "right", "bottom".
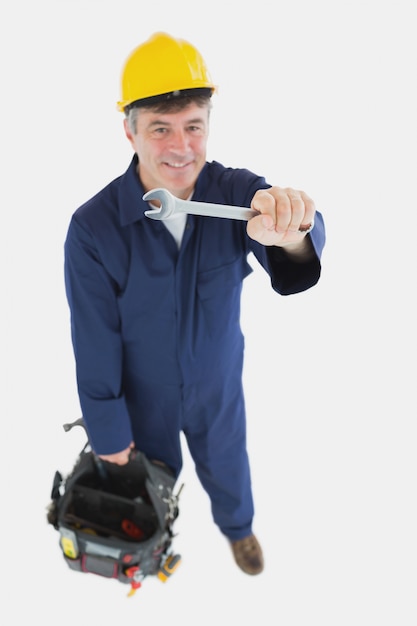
[{"left": 169, "top": 129, "right": 189, "bottom": 153}]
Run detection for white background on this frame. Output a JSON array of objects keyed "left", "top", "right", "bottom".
[{"left": 2, "top": 1, "right": 416, "bottom": 624}]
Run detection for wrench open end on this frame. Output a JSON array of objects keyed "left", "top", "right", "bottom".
[{"left": 143, "top": 188, "right": 177, "bottom": 220}]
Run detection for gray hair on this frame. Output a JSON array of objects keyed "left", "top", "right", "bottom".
[{"left": 125, "top": 93, "right": 212, "bottom": 134}]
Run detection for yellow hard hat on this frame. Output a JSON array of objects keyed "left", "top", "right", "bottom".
[{"left": 116, "top": 32, "right": 216, "bottom": 112}]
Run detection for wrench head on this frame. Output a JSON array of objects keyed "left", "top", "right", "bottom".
[{"left": 143, "top": 188, "right": 176, "bottom": 220}]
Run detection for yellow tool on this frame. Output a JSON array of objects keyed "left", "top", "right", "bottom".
[
  {"left": 60, "top": 528, "right": 79, "bottom": 559},
  {"left": 157, "top": 554, "right": 181, "bottom": 582}
]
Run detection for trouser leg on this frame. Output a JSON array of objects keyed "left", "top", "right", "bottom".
[
  {"left": 182, "top": 379, "right": 254, "bottom": 541},
  {"left": 127, "top": 381, "right": 183, "bottom": 477}
]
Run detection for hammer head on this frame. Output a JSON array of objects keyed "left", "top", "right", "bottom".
[{"left": 143, "top": 188, "right": 176, "bottom": 220}]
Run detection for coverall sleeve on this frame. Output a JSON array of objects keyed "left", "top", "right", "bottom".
[
  {"left": 64, "top": 216, "right": 133, "bottom": 455},
  {"left": 250, "top": 209, "right": 326, "bottom": 295}
]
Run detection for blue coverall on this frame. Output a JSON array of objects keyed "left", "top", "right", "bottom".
[{"left": 64, "top": 155, "right": 326, "bottom": 540}]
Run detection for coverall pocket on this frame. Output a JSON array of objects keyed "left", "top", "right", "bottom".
[{"left": 197, "top": 257, "right": 253, "bottom": 337}]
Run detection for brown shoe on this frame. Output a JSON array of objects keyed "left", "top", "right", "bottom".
[{"left": 230, "top": 534, "right": 264, "bottom": 575}]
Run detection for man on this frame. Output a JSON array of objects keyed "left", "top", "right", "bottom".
[{"left": 64, "top": 32, "right": 326, "bottom": 576}]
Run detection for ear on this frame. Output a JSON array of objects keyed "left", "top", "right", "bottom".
[{"left": 123, "top": 118, "right": 134, "bottom": 145}]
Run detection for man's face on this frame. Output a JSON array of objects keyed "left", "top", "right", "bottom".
[{"left": 124, "top": 102, "right": 210, "bottom": 199}]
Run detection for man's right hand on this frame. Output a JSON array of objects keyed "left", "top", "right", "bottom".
[{"left": 98, "top": 442, "right": 134, "bottom": 465}]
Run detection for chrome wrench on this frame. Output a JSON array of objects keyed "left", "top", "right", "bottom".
[
  {"left": 143, "top": 188, "right": 258, "bottom": 221},
  {"left": 143, "top": 187, "right": 314, "bottom": 232}
]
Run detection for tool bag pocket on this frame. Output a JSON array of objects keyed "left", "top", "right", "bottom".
[{"left": 61, "top": 483, "right": 159, "bottom": 542}]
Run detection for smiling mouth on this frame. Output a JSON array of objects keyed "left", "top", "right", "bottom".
[{"left": 164, "top": 161, "right": 191, "bottom": 169}]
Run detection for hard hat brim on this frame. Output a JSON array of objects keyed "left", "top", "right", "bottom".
[{"left": 118, "top": 87, "right": 215, "bottom": 113}]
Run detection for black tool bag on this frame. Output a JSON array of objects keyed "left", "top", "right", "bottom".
[{"left": 47, "top": 420, "right": 182, "bottom": 595}]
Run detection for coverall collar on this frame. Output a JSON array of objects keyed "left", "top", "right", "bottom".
[{"left": 119, "top": 154, "right": 149, "bottom": 226}]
